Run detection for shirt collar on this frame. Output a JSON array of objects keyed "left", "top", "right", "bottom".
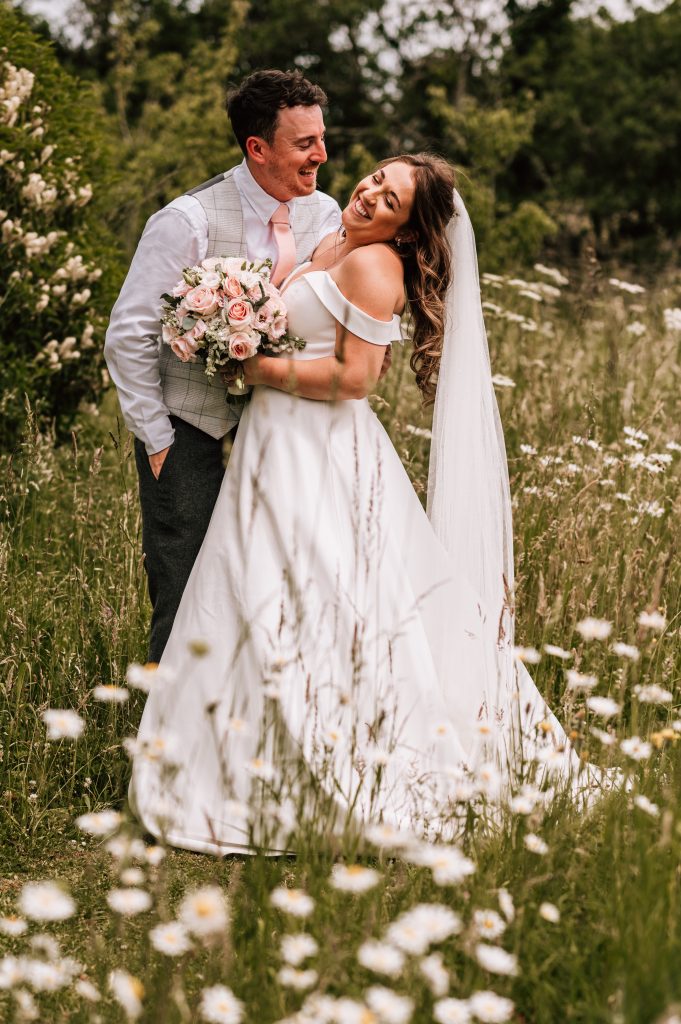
[{"left": 233, "top": 159, "right": 297, "bottom": 226}]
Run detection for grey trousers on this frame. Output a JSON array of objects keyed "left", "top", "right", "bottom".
[{"left": 134, "top": 416, "right": 226, "bottom": 664}]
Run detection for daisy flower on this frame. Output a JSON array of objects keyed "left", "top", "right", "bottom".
[
  {"left": 270, "top": 887, "right": 315, "bottom": 919},
  {"left": 41, "top": 708, "right": 85, "bottom": 740},
  {"left": 386, "top": 904, "right": 461, "bottom": 956},
  {"left": 74, "top": 978, "right": 101, "bottom": 1001},
  {"left": 199, "top": 983, "right": 244, "bottom": 1024},
  {"left": 637, "top": 610, "right": 666, "bottom": 631},
  {"left": 611, "top": 642, "right": 639, "bottom": 661},
  {"left": 634, "top": 684, "right": 673, "bottom": 704},
  {"left": 75, "top": 809, "right": 122, "bottom": 836},
  {"left": 585, "top": 696, "right": 621, "bottom": 719},
  {"left": 523, "top": 833, "right": 549, "bottom": 855},
  {"left": 468, "top": 990, "right": 515, "bottom": 1023},
  {"left": 280, "top": 933, "right": 318, "bottom": 966},
  {"left": 109, "top": 969, "right": 144, "bottom": 1020},
  {"left": 576, "top": 618, "right": 612, "bottom": 641},
  {"left": 472, "top": 909, "right": 506, "bottom": 941},
  {"left": 538, "top": 902, "right": 560, "bottom": 923},
  {"left": 620, "top": 736, "right": 652, "bottom": 762},
  {"left": 149, "top": 921, "right": 193, "bottom": 956},
  {"left": 365, "top": 985, "right": 414, "bottom": 1024},
  {"left": 433, "top": 997, "right": 472, "bottom": 1023},
  {"left": 474, "top": 944, "right": 519, "bottom": 977},
  {"left": 406, "top": 842, "right": 476, "bottom": 885},
  {"left": 633, "top": 794, "right": 659, "bottom": 817},
  {"left": 330, "top": 864, "right": 382, "bottom": 893},
  {"left": 106, "top": 888, "right": 152, "bottom": 916},
  {"left": 497, "top": 888, "right": 515, "bottom": 923},
  {"left": 357, "top": 939, "right": 405, "bottom": 978},
  {"left": 0, "top": 915, "right": 28, "bottom": 936},
  {"left": 513, "top": 646, "right": 541, "bottom": 664},
  {"left": 276, "top": 966, "right": 318, "bottom": 991},
  {"left": 92, "top": 684, "right": 129, "bottom": 702},
  {"left": 126, "top": 662, "right": 174, "bottom": 692},
  {"left": 145, "top": 845, "right": 166, "bottom": 867},
  {"left": 120, "top": 867, "right": 145, "bottom": 886},
  {"left": 19, "top": 881, "right": 75, "bottom": 922},
  {"left": 543, "top": 644, "right": 572, "bottom": 660},
  {"left": 419, "top": 951, "right": 449, "bottom": 996},
  {"left": 365, "top": 823, "right": 415, "bottom": 850},
  {"left": 565, "top": 670, "right": 598, "bottom": 691},
  {"left": 179, "top": 886, "right": 229, "bottom": 937}
]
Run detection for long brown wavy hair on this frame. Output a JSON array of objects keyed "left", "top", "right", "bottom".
[{"left": 379, "top": 154, "right": 456, "bottom": 403}]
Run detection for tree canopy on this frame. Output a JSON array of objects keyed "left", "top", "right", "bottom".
[{"left": 9, "top": 0, "right": 681, "bottom": 264}]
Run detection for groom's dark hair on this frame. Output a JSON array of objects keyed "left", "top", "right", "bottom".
[{"left": 227, "top": 70, "right": 328, "bottom": 154}]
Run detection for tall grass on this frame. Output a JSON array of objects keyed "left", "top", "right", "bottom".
[{"left": 1, "top": 266, "right": 681, "bottom": 1023}]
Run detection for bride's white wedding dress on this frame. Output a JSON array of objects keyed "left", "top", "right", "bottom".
[{"left": 129, "top": 265, "right": 589, "bottom": 856}]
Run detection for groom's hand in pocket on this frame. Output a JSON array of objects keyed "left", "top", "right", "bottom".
[{"left": 149, "top": 445, "right": 172, "bottom": 480}]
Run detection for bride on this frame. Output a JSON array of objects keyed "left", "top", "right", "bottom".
[{"left": 128, "top": 154, "right": 595, "bottom": 855}]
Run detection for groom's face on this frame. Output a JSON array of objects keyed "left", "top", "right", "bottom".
[{"left": 250, "top": 105, "right": 327, "bottom": 201}]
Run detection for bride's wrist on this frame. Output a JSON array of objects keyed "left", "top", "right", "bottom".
[{"left": 243, "top": 354, "right": 265, "bottom": 385}]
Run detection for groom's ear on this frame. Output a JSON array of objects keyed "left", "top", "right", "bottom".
[{"left": 245, "top": 135, "right": 268, "bottom": 165}]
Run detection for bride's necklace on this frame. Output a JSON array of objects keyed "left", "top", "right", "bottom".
[
  {"left": 282, "top": 229, "right": 351, "bottom": 292},
  {"left": 311, "top": 228, "right": 351, "bottom": 273}
]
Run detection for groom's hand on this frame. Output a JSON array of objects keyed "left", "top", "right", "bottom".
[{"left": 149, "top": 446, "right": 171, "bottom": 480}]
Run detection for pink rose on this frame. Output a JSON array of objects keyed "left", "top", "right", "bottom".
[
  {"left": 247, "top": 281, "right": 264, "bottom": 302},
  {"left": 188, "top": 318, "right": 207, "bottom": 340},
  {"left": 185, "top": 285, "right": 219, "bottom": 316},
  {"left": 228, "top": 330, "right": 259, "bottom": 360},
  {"left": 227, "top": 296, "right": 254, "bottom": 327},
  {"left": 224, "top": 275, "right": 243, "bottom": 298},
  {"left": 170, "top": 332, "right": 200, "bottom": 362},
  {"left": 172, "top": 279, "right": 190, "bottom": 298}
]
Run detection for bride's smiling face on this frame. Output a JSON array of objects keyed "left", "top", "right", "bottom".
[{"left": 342, "top": 162, "right": 417, "bottom": 244}]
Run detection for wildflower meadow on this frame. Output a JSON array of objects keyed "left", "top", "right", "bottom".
[
  {"left": 3, "top": 3, "right": 681, "bottom": 1022},
  {"left": 2, "top": 253, "right": 681, "bottom": 1022}
]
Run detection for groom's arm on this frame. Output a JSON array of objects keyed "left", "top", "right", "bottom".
[{"left": 104, "top": 197, "right": 207, "bottom": 461}]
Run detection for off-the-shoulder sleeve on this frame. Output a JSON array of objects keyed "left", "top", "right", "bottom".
[{"left": 302, "top": 272, "right": 403, "bottom": 346}]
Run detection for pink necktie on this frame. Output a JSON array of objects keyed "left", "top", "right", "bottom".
[{"left": 270, "top": 203, "right": 297, "bottom": 288}]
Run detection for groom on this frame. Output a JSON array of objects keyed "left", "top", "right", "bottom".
[{"left": 104, "top": 70, "right": 342, "bottom": 663}]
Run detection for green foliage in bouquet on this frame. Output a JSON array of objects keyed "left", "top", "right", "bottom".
[{"left": 0, "top": 5, "right": 122, "bottom": 449}]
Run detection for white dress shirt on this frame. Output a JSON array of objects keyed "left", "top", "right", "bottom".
[{"left": 104, "top": 161, "right": 342, "bottom": 454}]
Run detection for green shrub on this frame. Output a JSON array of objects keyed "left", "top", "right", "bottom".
[{"left": 0, "top": 5, "right": 122, "bottom": 449}]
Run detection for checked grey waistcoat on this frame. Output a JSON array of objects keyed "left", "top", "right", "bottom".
[{"left": 158, "top": 167, "right": 326, "bottom": 438}]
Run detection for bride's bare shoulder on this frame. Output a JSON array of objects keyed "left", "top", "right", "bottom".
[
  {"left": 340, "top": 242, "right": 403, "bottom": 276},
  {"left": 333, "top": 243, "right": 404, "bottom": 317}
]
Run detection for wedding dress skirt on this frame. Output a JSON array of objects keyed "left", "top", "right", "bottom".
[{"left": 129, "top": 271, "right": 589, "bottom": 855}]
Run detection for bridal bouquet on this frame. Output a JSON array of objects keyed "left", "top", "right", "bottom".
[{"left": 160, "top": 256, "right": 304, "bottom": 381}]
